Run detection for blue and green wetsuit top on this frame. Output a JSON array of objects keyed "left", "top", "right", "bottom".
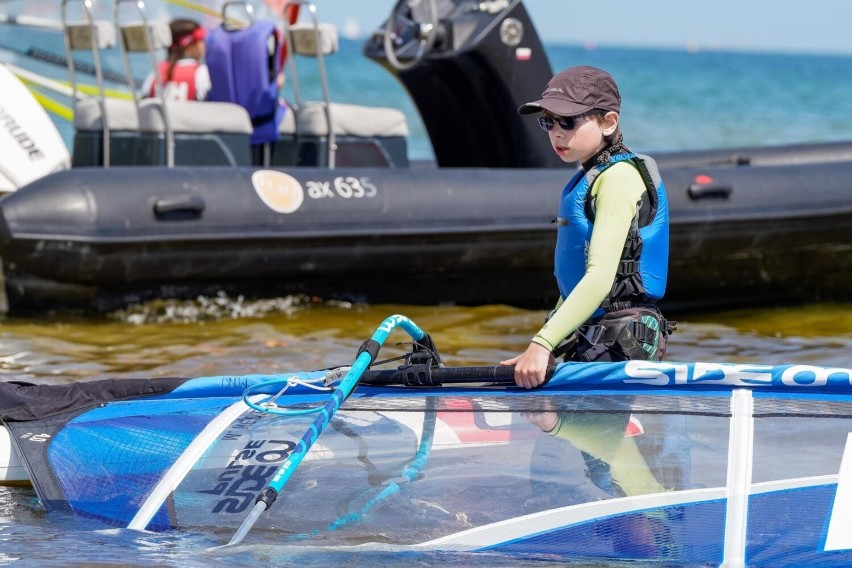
[
  {"left": 533, "top": 152, "right": 669, "bottom": 352},
  {"left": 556, "top": 152, "right": 668, "bottom": 315}
]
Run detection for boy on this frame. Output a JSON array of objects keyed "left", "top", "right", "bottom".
[{"left": 503, "top": 66, "right": 674, "bottom": 388}]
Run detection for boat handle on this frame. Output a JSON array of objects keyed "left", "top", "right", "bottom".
[
  {"left": 687, "top": 182, "right": 733, "bottom": 200},
  {"left": 153, "top": 195, "right": 206, "bottom": 217}
]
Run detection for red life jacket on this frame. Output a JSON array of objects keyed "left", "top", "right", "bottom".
[{"left": 149, "top": 61, "right": 200, "bottom": 101}]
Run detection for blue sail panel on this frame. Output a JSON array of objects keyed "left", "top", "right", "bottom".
[{"left": 46, "top": 397, "right": 236, "bottom": 529}]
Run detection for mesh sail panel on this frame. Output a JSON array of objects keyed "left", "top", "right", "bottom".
[{"left": 40, "top": 398, "right": 235, "bottom": 529}]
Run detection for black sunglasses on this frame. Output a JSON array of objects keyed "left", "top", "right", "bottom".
[{"left": 538, "top": 110, "right": 603, "bottom": 132}]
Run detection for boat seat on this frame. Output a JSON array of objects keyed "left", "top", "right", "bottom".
[
  {"left": 271, "top": 102, "right": 409, "bottom": 167},
  {"left": 136, "top": 101, "right": 254, "bottom": 166},
  {"left": 71, "top": 97, "right": 141, "bottom": 167}
]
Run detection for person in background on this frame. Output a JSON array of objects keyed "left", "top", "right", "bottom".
[
  {"left": 502, "top": 65, "right": 675, "bottom": 388},
  {"left": 205, "top": 14, "right": 286, "bottom": 154},
  {"left": 141, "top": 18, "right": 211, "bottom": 101}
]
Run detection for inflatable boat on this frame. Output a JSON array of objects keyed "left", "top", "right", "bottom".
[
  {"left": 3, "top": 314, "right": 852, "bottom": 566},
  {"left": 0, "top": 0, "right": 850, "bottom": 314}
]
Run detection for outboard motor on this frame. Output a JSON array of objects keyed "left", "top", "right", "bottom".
[
  {"left": 206, "top": 4, "right": 286, "bottom": 147},
  {"left": 365, "top": 0, "right": 560, "bottom": 168}
]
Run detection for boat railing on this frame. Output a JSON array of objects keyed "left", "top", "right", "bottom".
[
  {"left": 113, "top": 0, "right": 175, "bottom": 167},
  {"left": 282, "top": 0, "right": 337, "bottom": 168},
  {"left": 60, "top": 0, "right": 115, "bottom": 166},
  {"left": 100, "top": 1, "right": 255, "bottom": 168},
  {"left": 276, "top": 2, "right": 410, "bottom": 169}
]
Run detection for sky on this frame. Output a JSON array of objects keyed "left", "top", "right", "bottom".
[
  {"left": 18, "top": 0, "right": 850, "bottom": 55},
  {"left": 303, "top": 1, "right": 852, "bottom": 56}
]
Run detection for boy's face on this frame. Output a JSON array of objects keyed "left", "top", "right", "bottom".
[{"left": 542, "top": 111, "right": 617, "bottom": 164}]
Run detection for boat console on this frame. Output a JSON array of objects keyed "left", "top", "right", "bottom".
[{"left": 365, "top": 0, "right": 563, "bottom": 168}]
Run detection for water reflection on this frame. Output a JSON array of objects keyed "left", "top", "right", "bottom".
[{"left": 0, "top": 296, "right": 850, "bottom": 384}]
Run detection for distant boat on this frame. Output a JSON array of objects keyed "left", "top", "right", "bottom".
[{"left": 0, "top": 0, "right": 850, "bottom": 314}]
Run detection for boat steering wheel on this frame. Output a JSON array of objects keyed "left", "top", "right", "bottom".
[{"left": 383, "top": 0, "right": 440, "bottom": 71}]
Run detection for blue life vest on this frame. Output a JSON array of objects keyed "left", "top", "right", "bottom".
[
  {"left": 554, "top": 153, "right": 669, "bottom": 317},
  {"left": 206, "top": 20, "right": 285, "bottom": 145}
]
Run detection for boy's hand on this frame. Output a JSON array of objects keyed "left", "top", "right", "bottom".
[{"left": 500, "top": 342, "right": 554, "bottom": 389}]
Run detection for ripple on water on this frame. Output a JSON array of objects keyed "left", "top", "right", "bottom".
[{"left": 0, "top": 298, "right": 849, "bottom": 381}]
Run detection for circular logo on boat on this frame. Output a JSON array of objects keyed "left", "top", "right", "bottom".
[{"left": 251, "top": 170, "right": 304, "bottom": 214}]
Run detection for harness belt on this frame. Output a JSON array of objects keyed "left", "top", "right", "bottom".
[
  {"left": 581, "top": 317, "right": 677, "bottom": 347},
  {"left": 606, "top": 299, "right": 656, "bottom": 312}
]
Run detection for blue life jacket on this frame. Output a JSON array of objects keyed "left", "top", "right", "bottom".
[
  {"left": 206, "top": 20, "right": 284, "bottom": 145},
  {"left": 554, "top": 153, "right": 669, "bottom": 317}
]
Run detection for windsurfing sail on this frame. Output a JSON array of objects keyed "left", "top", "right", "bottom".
[
  {"left": 3, "top": 316, "right": 852, "bottom": 566},
  {"left": 0, "top": 63, "right": 70, "bottom": 192}
]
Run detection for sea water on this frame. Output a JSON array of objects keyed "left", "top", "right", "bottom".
[
  {"left": 2, "top": 15, "right": 852, "bottom": 567},
  {"left": 292, "top": 39, "right": 852, "bottom": 158},
  {"left": 3, "top": 25, "right": 852, "bottom": 160}
]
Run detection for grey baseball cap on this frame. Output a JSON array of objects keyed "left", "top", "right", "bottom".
[{"left": 518, "top": 65, "right": 621, "bottom": 116}]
